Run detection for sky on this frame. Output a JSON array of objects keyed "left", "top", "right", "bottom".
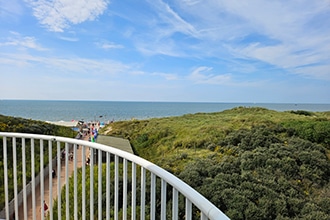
[{"left": 0, "top": 0, "right": 329, "bottom": 103}]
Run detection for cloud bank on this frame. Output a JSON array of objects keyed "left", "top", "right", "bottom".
[{"left": 26, "top": 0, "right": 109, "bottom": 32}]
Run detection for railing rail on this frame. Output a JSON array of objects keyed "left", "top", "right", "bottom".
[{"left": 0, "top": 132, "right": 229, "bottom": 220}]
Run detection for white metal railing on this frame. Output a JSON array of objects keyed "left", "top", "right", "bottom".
[{"left": 0, "top": 132, "right": 229, "bottom": 220}]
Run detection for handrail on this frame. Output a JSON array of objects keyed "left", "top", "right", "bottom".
[{"left": 0, "top": 132, "right": 229, "bottom": 220}]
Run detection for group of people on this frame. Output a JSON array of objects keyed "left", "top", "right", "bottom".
[
  {"left": 89, "top": 123, "right": 98, "bottom": 142},
  {"left": 37, "top": 122, "right": 100, "bottom": 217},
  {"left": 34, "top": 123, "right": 99, "bottom": 218}
]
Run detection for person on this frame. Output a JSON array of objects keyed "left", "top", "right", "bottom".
[
  {"left": 86, "top": 157, "right": 90, "bottom": 166},
  {"left": 91, "top": 134, "right": 95, "bottom": 142},
  {"left": 61, "top": 150, "right": 66, "bottom": 161},
  {"left": 40, "top": 200, "right": 48, "bottom": 217},
  {"left": 94, "top": 129, "right": 98, "bottom": 140},
  {"left": 69, "top": 152, "right": 74, "bottom": 161},
  {"left": 52, "top": 169, "right": 56, "bottom": 178},
  {"left": 44, "top": 201, "right": 48, "bottom": 212}
]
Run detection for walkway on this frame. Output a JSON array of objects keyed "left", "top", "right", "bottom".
[
  {"left": 16, "top": 133, "right": 132, "bottom": 219},
  {"left": 17, "top": 136, "right": 87, "bottom": 220}
]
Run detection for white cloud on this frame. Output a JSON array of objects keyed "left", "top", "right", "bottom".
[
  {"left": 135, "top": 38, "right": 185, "bottom": 57},
  {"left": 0, "top": 32, "right": 47, "bottom": 51},
  {"left": 47, "top": 57, "right": 129, "bottom": 76},
  {"left": 96, "top": 41, "right": 124, "bottom": 50},
  {"left": 0, "top": 56, "right": 29, "bottom": 66},
  {"left": 0, "top": 0, "right": 24, "bottom": 20},
  {"left": 26, "top": 0, "right": 109, "bottom": 32},
  {"left": 229, "top": 38, "right": 330, "bottom": 80},
  {"left": 151, "top": 72, "right": 178, "bottom": 80},
  {"left": 182, "top": 0, "right": 201, "bottom": 6},
  {"left": 58, "top": 36, "right": 79, "bottom": 42},
  {"left": 189, "top": 66, "right": 213, "bottom": 80},
  {"left": 0, "top": 52, "right": 130, "bottom": 76},
  {"left": 131, "top": 0, "right": 200, "bottom": 57},
  {"left": 294, "top": 64, "right": 330, "bottom": 80},
  {"left": 170, "top": 0, "right": 330, "bottom": 80},
  {"left": 225, "top": 1, "right": 330, "bottom": 80},
  {"left": 188, "top": 66, "right": 232, "bottom": 85},
  {"left": 146, "top": 0, "right": 197, "bottom": 38},
  {"left": 187, "top": 66, "right": 266, "bottom": 87}
]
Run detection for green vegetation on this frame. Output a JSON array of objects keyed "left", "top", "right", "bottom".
[
  {"left": 53, "top": 163, "right": 139, "bottom": 219},
  {"left": 1, "top": 107, "right": 329, "bottom": 219},
  {"left": 55, "top": 161, "right": 192, "bottom": 219},
  {"left": 0, "top": 114, "right": 76, "bottom": 210},
  {"left": 99, "top": 107, "right": 330, "bottom": 219}
]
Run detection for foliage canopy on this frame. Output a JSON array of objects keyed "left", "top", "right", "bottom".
[{"left": 101, "top": 107, "right": 330, "bottom": 219}]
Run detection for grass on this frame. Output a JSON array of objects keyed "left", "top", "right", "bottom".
[
  {"left": 55, "top": 107, "right": 330, "bottom": 219},
  {"left": 100, "top": 107, "right": 330, "bottom": 173}
]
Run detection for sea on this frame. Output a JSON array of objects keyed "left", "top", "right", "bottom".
[{"left": 0, "top": 100, "right": 329, "bottom": 123}]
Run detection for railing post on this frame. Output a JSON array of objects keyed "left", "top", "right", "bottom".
[
  {"left": 131, "top": 162, "right": 136, "bottom": 220},
  {"left": 98, "top": 149, "right": 102, "bottom": 220},
  {"left": 31, "top": 138, "right": 36, "bottom": 220},
  {"left": 140, "top": 167, "right": 146, "bottom": 220},
  {"left": 65, "top": 142, "right": 69, "bottom": 220},
  {"left": 40, "top": 139, "right": 45, "bottom": 220},
  {"left": 150, "top": 173, "right": 156, "bottom": 220},
  {"left": 74, "top": 144, "right": 78, "bottom": 220},
  {"left": 22, "top": 138, "right": 28, "bottom": 220},
  {"left": 3, "top": 137, "right": 9, "bottom": 220},
  {"left": 90, "top": 147, "right": 94, "bottom": 220},
  {"left": 201, "top": 212, "right": 208, "bottom": 220},
  {"left": 161, "top": 179, "right": 167, "bottom": 220},
  {"left": 172, "top": 188, "right": 178, "bottom": 220},
  {"left": 114, "top": 155, "right": 119, "bottom": 220},
  {"left": 106, "top": 152, "right": 111, "bottom": 220},
  {"left": 13, "top": 137, "right": 18, "bottom": 220},
  {"left": 186, "top": 198, "right": 192, "bottom": 220},
  {"left": 48, "top": 140, "right": 53, "bottom": 220},
  {"left": 82, "top": 145, "right": 86, "bottom": 220},
  {"left": 123, "top": 158, "right": 128, "bottom": 219},
  {"left": 56, "top": 141, "right": 62, "bottom": 220}
]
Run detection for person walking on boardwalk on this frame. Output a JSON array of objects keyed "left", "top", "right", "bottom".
[
  {"left": 91, "top": 133, "right": 95, "bottom": 142},
  {"left": 40, "top": 200, "right": 48, "bottom": 217},
  {"left": 52, "top": 169, "right": 56, "bottom": 178}
]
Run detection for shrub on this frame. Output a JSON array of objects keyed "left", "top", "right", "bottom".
[{"left": 290, "top": 110, "right": 314, "bottom": 116}]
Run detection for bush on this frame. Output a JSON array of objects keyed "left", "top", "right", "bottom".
[{"left": 290, "top": 110, "right": 314, "bottom": 116}]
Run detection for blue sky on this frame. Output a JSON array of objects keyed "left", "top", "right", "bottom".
[{"left": 0, "top": 0, "right": 329, "bottom": 103}]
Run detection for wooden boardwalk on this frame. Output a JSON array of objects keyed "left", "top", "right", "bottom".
[
  {"left": 17, "top": 136, "right": 87, "bottom": 220},
  {"left": 16, "top": 134, "right": 132, "bottom": 219}
]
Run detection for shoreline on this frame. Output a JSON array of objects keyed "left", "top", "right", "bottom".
[{"left": 1, "top": 101, "right": 330, "bottom": 123}]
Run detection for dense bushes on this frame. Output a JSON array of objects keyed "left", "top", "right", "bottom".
[
  {"left": 289, "top": 110, "right": 314, "bottom": 116},
  {"left": 102, "top": 107, "right": 330, "bottom": 219},
  {"left": 178, "top": 127, "right": 330, "bottom": 219},
  {"left": 282, "top": 120, "right": 330, "bottom": 148}
]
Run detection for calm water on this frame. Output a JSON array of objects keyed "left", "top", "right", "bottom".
[{"left": 0, "top": 100, "right": 329, "bottom": 122}]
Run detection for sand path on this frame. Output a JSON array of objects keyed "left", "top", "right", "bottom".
[{"left": 17, "top": 135, "right": 89, "bottom": 220}]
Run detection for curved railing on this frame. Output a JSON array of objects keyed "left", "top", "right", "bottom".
[{"left": 0, "top": 132, "right": 229, "bottom": 220}]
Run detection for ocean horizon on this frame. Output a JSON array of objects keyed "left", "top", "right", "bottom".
[{"left": 1, "top": 100, "right": 329, "bottom": 123}]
